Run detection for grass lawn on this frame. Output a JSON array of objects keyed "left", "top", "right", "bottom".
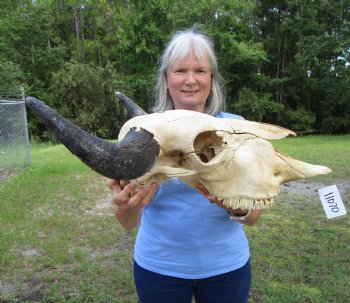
[{"left": 0, "top": 135, "right": 349, "bottom": 303}]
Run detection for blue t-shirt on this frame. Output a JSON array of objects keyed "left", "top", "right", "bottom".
[{"left": 134, "top": 112, "right": 249, "bottom": 279}]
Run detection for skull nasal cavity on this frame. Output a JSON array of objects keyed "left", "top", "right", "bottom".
[{"left": 193, "top": 131, "right": 223, "bottom": 163}]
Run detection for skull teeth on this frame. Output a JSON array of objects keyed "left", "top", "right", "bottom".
[{"left": 218, "top": 196, "right": 275, "bottom": 210}]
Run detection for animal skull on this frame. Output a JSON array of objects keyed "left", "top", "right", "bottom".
[
  {"left": 119, "top": 110, "right": 332, "bottom": 210},
  {"left": 25, "top": 94, "right": 331, "bottom": 210}
]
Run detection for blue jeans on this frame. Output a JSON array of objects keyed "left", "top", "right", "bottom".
[{"left": 134, "top": 259, "right": 251, "bottom": 303}]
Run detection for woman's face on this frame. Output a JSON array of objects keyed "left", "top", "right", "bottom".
[{"left": 166, "top": 52, "right": 212, "bottom": 113}]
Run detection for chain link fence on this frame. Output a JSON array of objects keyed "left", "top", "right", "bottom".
[{"left": 0, "top": 88, "right": 31, "bottom": 171}]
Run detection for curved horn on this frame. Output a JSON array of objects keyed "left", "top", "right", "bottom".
[
  {"left": 26, "top": 97, "right": 159, "bottom": 180},
  {"left": 115, "top": 92, "right": 148, "bottom": 117}
]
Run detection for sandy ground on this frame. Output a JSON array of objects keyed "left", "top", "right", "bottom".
[{"left": 281, "top": 179, "right": 349, "bottom": 196}]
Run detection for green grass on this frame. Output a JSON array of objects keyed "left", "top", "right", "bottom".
[
  {"left": 0, "top": 136, "right": 349, "bottom": 302},
  {"left": 272, "top": 135, "right": 350, "bottom": 181},
  {"left": 249, "top": 135, "right": 350, "bottom": 303},
  {"left": 1, "top": 143, "right": 137, "bottom": 302},
  {"left": 0, "top": 143, "right": 30, "bottom": 169}
]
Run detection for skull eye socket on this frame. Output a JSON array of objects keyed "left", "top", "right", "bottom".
[{"left": 193, "top": 131, "right": 223, "bottom": 163}]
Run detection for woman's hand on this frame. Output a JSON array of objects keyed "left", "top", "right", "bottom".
[
  {"left": 108, "top": 179, "right": 157, "bottom": 211},
  {"left": 108, "top": 179, "right": 159, "bottom": 230},
  {"left": 196, "top": 184, "right": 262, "bottom": 226}
]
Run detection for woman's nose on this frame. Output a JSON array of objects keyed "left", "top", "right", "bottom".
[{"left": 185, "top": 71, "right": 196, "bottom": 85}]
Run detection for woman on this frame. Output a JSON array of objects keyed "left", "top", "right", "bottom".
[{"left": 108, "top": 28, "right": 261, "bottom": 303}]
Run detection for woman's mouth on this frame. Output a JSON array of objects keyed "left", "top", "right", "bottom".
[{"left": 182, "top": 90, "right": 198, "bottom": 95}]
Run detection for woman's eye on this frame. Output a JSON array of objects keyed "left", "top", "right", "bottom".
[{"left": 175, "top": 69, "right": 184, "bottom": 74}]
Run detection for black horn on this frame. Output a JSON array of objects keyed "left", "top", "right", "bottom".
[
  {"left": 26, "top": 97, "right": 159, "bottom": 180},
  {"left": 115, "top": 92, "right": 148, "bottom": 117}
]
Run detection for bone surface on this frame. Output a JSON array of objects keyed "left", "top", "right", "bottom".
[{"left": 119, "top": 110, "right": 332, "bottom": 210}]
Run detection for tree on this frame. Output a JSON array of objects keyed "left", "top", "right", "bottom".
[
  {"left": 1, "top": 0, "right": 349, "bottom": 138},
  {"left": 0, "top": 0, "right": 68, "bottom": 99},
  {"left": 0, "top": 60, "right": 25, "bottom": 94},
  {"left": 255, "top": 0, "right": 350, "bottom": 133},
  {"left": 49, "top": 61, "right": 127, "bottom": 138}
]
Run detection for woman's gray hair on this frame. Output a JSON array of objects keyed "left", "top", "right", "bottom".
[{"left": 152, "top": 28, "right": 225, "bottom": 115}]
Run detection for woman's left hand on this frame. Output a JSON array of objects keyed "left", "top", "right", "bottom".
[{"left": 196, "top": 184, "right": 262, "bottom": 226}]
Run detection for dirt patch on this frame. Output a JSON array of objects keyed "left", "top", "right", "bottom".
[
  {"left": 0, "top": 278, "right": 45, "bottom": 303},
  {"left": 21, "top": 248, "right": 41, "bottom": 258},
  {"left": 281, "top": 180, "right": 349, "bottom": 197},
  {"left": 0, "top": 168, "right": 20, "bottom": 183},
  {"left": 84, "top": 195, "right": 114, "bottom": 217}
]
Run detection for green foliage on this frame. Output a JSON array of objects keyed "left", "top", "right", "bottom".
[
  {"left": 49, "top": 61, "right": 127, "bottom": 138},
  {"left": 0, "top": 1, "right": 68, "bottom": 97},
  {"left": 320, "top": 116, "right": 350, "bottom": 135},
  {"left": 281, "top": 107, "right": 316, "bottom": 134},
  {"left": 256, "top": 0, "right": 350, "bottom": 133},
  {"left": 0, "top": 0, "right": 349, "bottom": 137},
  {"left": 0, "top": 60, "right": 25, "bottom": 93},
  {"left": 230, "top": 87, "right": 284, "bottom": 122}
]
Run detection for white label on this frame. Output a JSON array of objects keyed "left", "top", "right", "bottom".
[{"left": 318, "top": 185, "right": 347, "bottom": 219}]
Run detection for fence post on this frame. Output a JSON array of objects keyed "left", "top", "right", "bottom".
[{"left": 21, "top": 87, "right": 31, "bottom": 167}]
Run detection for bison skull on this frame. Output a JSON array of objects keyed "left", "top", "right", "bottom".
[
  {"left": 119, "top": 110, "right": 331, "bottom": 210},
  {"left": 26, "top": 95, "right": 331, "bottom": 210}
]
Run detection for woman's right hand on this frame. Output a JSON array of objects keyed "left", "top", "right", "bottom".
[{"left": 107, "top": 179, "right": 159, "bottom": 229}]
